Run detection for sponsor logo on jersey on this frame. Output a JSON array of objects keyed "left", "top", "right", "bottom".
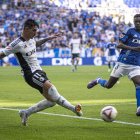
[
  {"left": 26, "top": 49, "right": 36, "bottom": 56},
  {"left": 132, "top": 39, "right": 140, "bottom": 44}
]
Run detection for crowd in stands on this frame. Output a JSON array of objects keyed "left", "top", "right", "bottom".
[{"left": 0, "top": 0, "right": 133, "bottom": 57}]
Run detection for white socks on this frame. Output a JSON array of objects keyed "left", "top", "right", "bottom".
[
  {"left": 48, "top": 86, "right": 75, "bottom": 112},
  {"left": 25, "top": 99, "right": 56, "bottom": 116},
  {"left": 25, "top": 86, "right": 75, "bottom": 116}
]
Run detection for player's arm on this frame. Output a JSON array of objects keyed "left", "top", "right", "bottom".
[
  {"left": 36, "top": 32, "right": 63, "bottom": 47},
  {"left": 0, "top": 51, "right": 6, "bottom": 59},
  {"left": 117, "top": 28, "right": 140, "bottom": 51},
  {"left": 117, "top": 41, "right": 140, "bottom": 52}
]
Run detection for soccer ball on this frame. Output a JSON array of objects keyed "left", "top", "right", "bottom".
[{"left": 100, "top": 106, "right": 118, "bottom": 122}]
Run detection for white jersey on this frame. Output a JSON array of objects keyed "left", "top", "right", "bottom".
[
  {"left": 2, "top": 37, "right": 42, "bottom": 73},
  {"left": 69, "top": 38, "right": 81, "bottom": 54}
]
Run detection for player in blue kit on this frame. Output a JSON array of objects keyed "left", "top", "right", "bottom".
[
  {"left": 87, "top": 14, "right": 140, "bottom": 116},
  {"left": 105, "top": 37, "right": 118, "bottom": 72}
]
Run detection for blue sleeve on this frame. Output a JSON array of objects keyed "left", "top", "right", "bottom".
[{"left": 119, "top": 28, "right": 131, "bottom": 43}]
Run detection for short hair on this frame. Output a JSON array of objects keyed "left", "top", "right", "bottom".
[
  {"left": 134, "top": 14, "right": 140, "bottom": 18},
  {"left": 23, "top": 19, "right": 39, "bottom": 29}
]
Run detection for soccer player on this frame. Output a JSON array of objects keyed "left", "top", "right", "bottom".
[
  {"left": 0, "top": 19, "right": 83, "bottom": 126},
  {"left": 1, "top": 56, "right": 11, "bottom": 67},
  {"left": 87, "top": 14, "right": 140, "bottom": 116},
  {"left": 69, "top": 32, "right": 82, "bottom": 72},
  {"left": 105, "top": 37, "right": 118, "bottom": 72}
]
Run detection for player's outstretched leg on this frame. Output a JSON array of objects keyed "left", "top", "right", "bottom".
[
  {"left": 87, "top": 78, "right": 101, "bottom": 89},
  {"left": 19, "top": 110, "right": 28, "bottom": 126},
  {"left": 19, "top": 99, "right": 56, "bottom": 126},
  {"left": 46, "top": 85, "right": 83, "bottom": 116},
  {"left": 87, "top": 78, "right": 108, "bottom": 89},
  {"left": 136, "top": 86, "right": 140, "bottom": 116}
]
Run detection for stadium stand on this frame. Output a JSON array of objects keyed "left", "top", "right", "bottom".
[
  {"left": 0, "top": 0, "right": 139, "bottom": 59},
  {"left": 124, "top": 0, "right": 140, "bottom": 8}
]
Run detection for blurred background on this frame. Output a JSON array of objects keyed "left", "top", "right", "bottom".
[{"left": 0, "top": 0, "right": 139, "bottom": 66}]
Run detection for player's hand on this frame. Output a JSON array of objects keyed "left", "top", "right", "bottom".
[{"left": 47, "top": 32, "right": 64, "bottom": 40}]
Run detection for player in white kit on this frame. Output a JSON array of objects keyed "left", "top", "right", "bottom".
[
  {"left": 69, "top": 32, "right": 81, "bottom": 72},
  {"left": 0, "top": 19, "right": 83, "bottom": 126}
]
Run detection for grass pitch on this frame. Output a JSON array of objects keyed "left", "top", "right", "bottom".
[{"left": 0, "top": 66, "right": 140, "bottom": 140}]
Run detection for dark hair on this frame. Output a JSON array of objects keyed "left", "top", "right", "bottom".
[
  {"left": 23, "top": 19, "right": 39, "bottom": 29},
  {"left": 134, "top": 14, "right": 140, "bottom": 18}
]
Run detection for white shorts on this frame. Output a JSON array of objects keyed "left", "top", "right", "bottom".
[
  {"left": 2, "top": 57, "right": 9, "bottom": 63},
  {"left": 110, "top": 62, "right": 140, "bottom": 79},
  {"left": 107, "top": 55, "right": 117, "bottom": 62}
]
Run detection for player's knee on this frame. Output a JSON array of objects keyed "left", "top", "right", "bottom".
[
  {"left": 49, "top": 101, "right": 56, "bottom": 107},
  {"left": 42, "top": 99, "right": 56, "bottom": 107},
  {"left": 47, "top": 85, "right": 60, "bottom": 102},
  {"left": 43, "top": 80, "right": 52, "bottom": 90}
]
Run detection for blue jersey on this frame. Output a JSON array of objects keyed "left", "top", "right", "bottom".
[
  {"left": 106, "top": 42, "right": 117, "bottom": 56},
  {"left": 118, "top": 27, "right": 140, "bottom": 65}
]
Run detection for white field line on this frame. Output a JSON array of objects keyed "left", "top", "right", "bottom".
[
  {"left": 0, "top": 107, "right": 140, "bottom": 126},
  {"left": 82, "top": 102, "right": 136, "bottom": 106}
]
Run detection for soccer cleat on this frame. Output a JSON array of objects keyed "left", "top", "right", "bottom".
[
  {"left": 75, "top": 104, "right": 83, "bottom": 116},
  {"left": 19, "top": 110, "right": 28, "bottom": 126},
  {"left": 136, "top": 106, "right": 140, "bottom": 116},
  {"left": 87, "top": 78, "right": 100, "bottom": 89}
]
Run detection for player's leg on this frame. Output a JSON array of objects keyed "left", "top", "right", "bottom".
[
  {"left": 126, "top": 66, "right": 140, "bottom": 116},
  {"left": 107, "top": 56, "right": 111, "bottom": 72},
  {"left": 19, "top": 71, "right": 57, "bottom": 126},
  {"left": 42, "top": 81, "right": 82, "bottom": 116},
  {"left": 108, "top": 61, "right": 111, "bottom": 72},
  {"left": 131, "top": 75, "right": 140, "bottom": 116},
  {"left": 75, "top": 56, "right": 79, "bottom": 70},
  {"left": 71, "top": 55, "right": 75, "bottom": 72},
  {"left": 87, "top": 62, "right": 122, "bottom": 89},
  {"left": 20, "top": 70, "right": 82, "bottom": 126},
  {"left": 19, "top": 99, "right": 56, "bottom": 126},
  {"left": 87, "top": 76, "right": 118, "bottom": 89}
]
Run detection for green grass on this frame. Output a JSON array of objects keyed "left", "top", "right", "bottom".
[{"left": 0, "top": 66, "right": 140, "bottom": 140}]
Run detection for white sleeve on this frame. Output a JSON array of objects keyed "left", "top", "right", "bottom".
[{"left": 2, "top": 39, "right": 20, "bottom": 56}]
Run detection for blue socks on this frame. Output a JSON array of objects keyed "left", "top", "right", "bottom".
[
  {"left": 136, "top": 86, "right": 140, "bottom": 108},
  {"left": 98, "top": 78, "right": 107, "bottom": 87}
]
